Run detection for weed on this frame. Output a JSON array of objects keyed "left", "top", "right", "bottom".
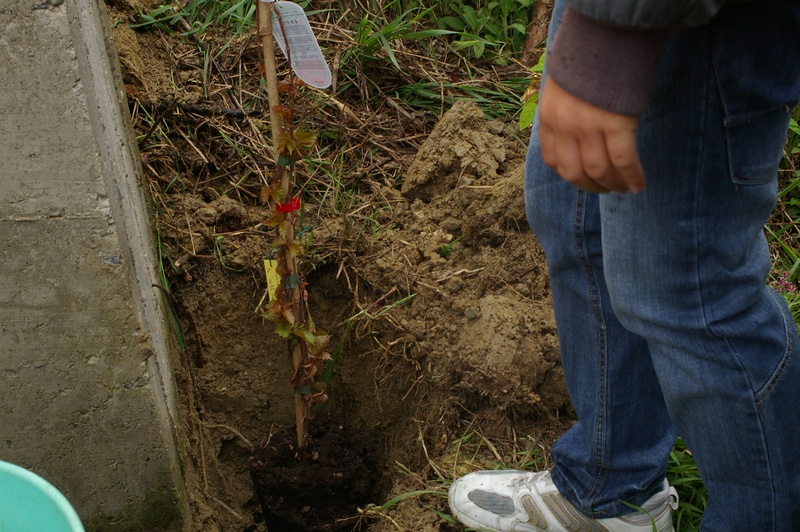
[
  {"left": 133, "top": 0, "right": 255, "bottom": 49},
  {"left": 667, "top": 438, "right": 707, "bottom": 531},
  {"left": 346, "top": 4, "right": 453, "bottom": 70},
  {"left": 518, "top": 51, "right": 545, "bottom": 130},
  {"left": 618, "top": 500, "right": 658, "bottom": 532},
  {"left": 438, "top": 234, "right": 463, "bottom": 257},
  {"left": 213, "top": 235, "right": 245, "bottom": 272},
  {"left": 433, "top": 0, "right": 537, "bottom": 61}
]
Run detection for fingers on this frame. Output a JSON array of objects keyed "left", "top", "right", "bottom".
[
  {"left": 538, "top": 78, "right": 645, "bottom": 194},
  {"left": 605, "top": 127, "right": 645, "bottom": 193},
  {"left": 540, "top": 120, "right": 619, "bottom": 194}
]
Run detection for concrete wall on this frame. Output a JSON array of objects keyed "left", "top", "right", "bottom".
[{"left": 0, "top": 0, "right": 184, "bottom": 528}]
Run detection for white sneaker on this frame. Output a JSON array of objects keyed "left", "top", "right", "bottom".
[{"left": 448, "top": 470, "right": 679, "bottom": 532}]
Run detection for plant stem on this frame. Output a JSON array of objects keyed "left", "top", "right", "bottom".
[
  {"left": 257, "top": 0, "right": 309, "bottom": 453},
  {"left": 258, "top": 1, "right": 282, "bottom": 154}
]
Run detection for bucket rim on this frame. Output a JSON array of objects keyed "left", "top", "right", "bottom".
[{"left": 0, "top": 459, "right": 84, "bottom": 531}]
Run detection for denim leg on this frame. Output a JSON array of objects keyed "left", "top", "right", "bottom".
[
  {"left": 525, "top": 2, "right": 675, "bottom": 517},
  {"left": 525, "top": 135, "right": 676, "bottom": 518},
  {"left": 600, "top": 4, "right": 800, "bottom": 530}
]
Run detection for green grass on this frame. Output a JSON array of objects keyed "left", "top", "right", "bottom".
[
  {"left": 667, "top": 438, "right": 706, "bottom": 531},
  {"left": 132, "top": 0, "right": 255, "bottom": 41},
  {"left": 432, "top": 0, "right": 537, "bottom": 61}
]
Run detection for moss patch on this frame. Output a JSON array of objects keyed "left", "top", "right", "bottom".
[{"left": 84, "top": 469, "right": 182, "bottom": 531}]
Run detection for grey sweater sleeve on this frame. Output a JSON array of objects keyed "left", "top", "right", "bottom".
[
  {"left": 569, "top": 0, "right": 729, "bottom": 28},
  {"left": 546, "top": 1, "right": 730, "bottom": 116}
]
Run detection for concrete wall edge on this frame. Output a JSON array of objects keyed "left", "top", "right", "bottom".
[{"left": 66, "top": 0, "right": 187, "bottom": 520}]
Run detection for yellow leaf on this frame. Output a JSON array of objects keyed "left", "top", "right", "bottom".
[
  {"left": 287, "top": 241, "right": 305, "bottom": 256},
  {"left": 294, "top": 129, "right": 317, "bottom": 153}
]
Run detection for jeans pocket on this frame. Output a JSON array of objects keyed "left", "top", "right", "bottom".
[{"left": 724, "top": 106, "right": 792, "bottom": 186}]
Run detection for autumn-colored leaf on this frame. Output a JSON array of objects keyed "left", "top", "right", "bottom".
[
  {"left": 314, "top": 333, "right": 331, "bottom": 348},
  {"left": 262, "top": 182, "right": 284, "bottom": 204},
  {"left": 259, "top": 185, "right": 270, "bottom": 205},
  {"left": 277, "top": 220, "right": 293, "bottom": 239},
  {"left": 303, "top": 363, "right": 318, "bottom": 380},
  {"left": 264, "top": 212, "right": 285, "bottom": 227},
  {"left": 294, "top": 129, "right": 317, "bottom": 153},
  {"left": 276, "top": 132, "right": 295, "bottom": 156},
  {"left": 263, "top": 300, "right": 292, "bottom": 320},
  {"left": 286, "top": 240, "right": 304, "bottom": 256},
  {"left": 292, "top": 326, "right": 317, "bottom": 346},
  {"left": 306, "top": 333, "right": 330, "bottom": 355},
  {"left": 281, "top": 307, "right": 297, "bottom": 327}
]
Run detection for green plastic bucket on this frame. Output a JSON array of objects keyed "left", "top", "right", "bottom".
[{"left": 0, "top": 460, "right": 84, "bottom": 531}]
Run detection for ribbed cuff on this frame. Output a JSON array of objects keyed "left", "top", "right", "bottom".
[{"left": 547, "top": 6, "right": 674, "bottom": 116}]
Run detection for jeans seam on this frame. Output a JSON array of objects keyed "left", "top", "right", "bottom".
[
  {"left": 699, "top": 45, "right": 729, "bottom": 339},
  {"left": 704, "top": 54, "right": 777, "bottom": 527},
  {"left": 754, "top": 290, "right": 794, "bottom": 405},
  {"left": 573, "top": 190, "right": 609, "bottom": 509}
]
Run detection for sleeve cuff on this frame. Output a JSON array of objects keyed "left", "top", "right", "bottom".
[{"left": 547, "top": 6, "right": 675, "bottom": 116}]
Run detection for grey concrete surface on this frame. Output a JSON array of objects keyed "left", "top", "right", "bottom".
[{"left": 0, "top": 0, "right": 184, "bottom": 528}]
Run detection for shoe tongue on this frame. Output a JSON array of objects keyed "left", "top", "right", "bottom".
[
  {"left": 528, "top": 471, "right": 552, "bottom": 487},
  {"left": 509, "top": 470, "right": 553, "bottom": 494}
]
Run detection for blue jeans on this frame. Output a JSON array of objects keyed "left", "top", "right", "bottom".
[{"left": 525, "top": 1, "right": 800, "bottom": 530}]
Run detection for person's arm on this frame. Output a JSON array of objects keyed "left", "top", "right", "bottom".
[{"left": 538, "top": 1, "right": 728, "bottom": 193}]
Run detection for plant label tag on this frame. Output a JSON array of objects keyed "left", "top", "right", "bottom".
[
  {"left": 261, "top": 0, "right": 332, "bottom": 89},
  {"left": 264, "top": 259, "right": 281, "bottom": 301}
]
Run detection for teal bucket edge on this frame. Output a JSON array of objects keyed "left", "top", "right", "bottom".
[{"left": 0, "top": 460, "right": 84, "bottom": 532}]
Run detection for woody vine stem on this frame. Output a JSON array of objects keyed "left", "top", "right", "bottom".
[{"left": 257, "top": 0, "right": 331, "bottom": 455}]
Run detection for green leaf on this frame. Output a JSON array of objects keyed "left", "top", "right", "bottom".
[
  {"left": 274, "top": 320, "right": 293, "bottom": 338},
  {"left": 277, "top": 154, "right": 295, "bottom": 167},
  {"left": 461, "top": 6, "right": 479, "bottom": 30},
  {"left": 405, "top": 29, "right": 457, "bottom": 39},
  {"left": 292, "top": 326, "right": 317, "bottom": 345},
  {"left": 518, "top": 93, "right": 538, "bottom": 131},
  {"left": 509, "top": 22, "right": 527, "bottom": 35},
  {"left": 377, "top": 30, "right": 400, "bottom": 70},
  {"left": 531, "top": 52, "right": 546, "bottom": 73}
]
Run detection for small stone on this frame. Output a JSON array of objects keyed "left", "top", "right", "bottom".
[{"left": 464, "top": 307, "right": 480, "bottom": 320}]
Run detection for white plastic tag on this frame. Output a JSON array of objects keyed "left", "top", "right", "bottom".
[{"left": 261, "top": 0, "right": 332, "bottom": 89}]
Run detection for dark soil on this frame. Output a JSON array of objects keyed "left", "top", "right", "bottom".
[{"left": 249, "top": 417, "right": 377, "bottom": 532}]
